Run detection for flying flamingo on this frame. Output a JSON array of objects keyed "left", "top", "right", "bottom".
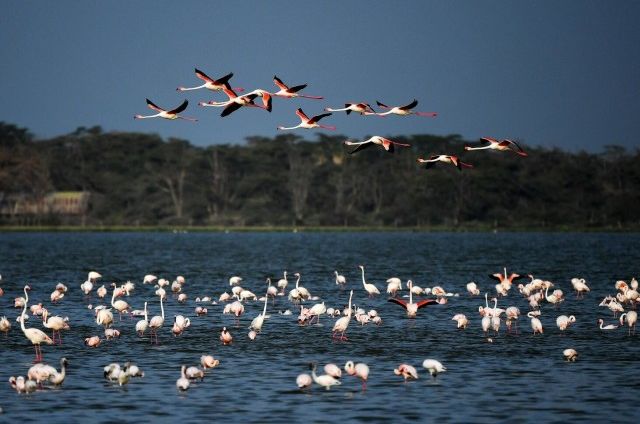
[
  {"left": 272, "top": 75, "right": 323, "bottom": 99},
  {"left": 199, "top": 86, "right": 271, "bottom": 117},
  {"left": 134, "top": 99, "right": 197, "bottom": 122},
  {"left": 325, "top": 102, "right": 377, "bottom": 115},
  {"left": 20, "top": 285, "right": 53, "bottom": 362},
  {"left": 177, "top": 69, "right": 243, "bottom": 92},
  {"left": 417, "top": 155, "right": 473, "bottom": 171},
  {"left": 344, "top": 136, "right": 410, "bottom": 154},
  {"left": 277, "top": 108, "right": 335, "bottom": 131},
  {"left": 148, "top": 295, "right": 165, "bottom": 344},
  {"left": 332, "top": 290, "right": 353, "bottom": 340},
  {"left": 464, "top": 137, "right": 528, "bottom": 157},
  {"left": 388, "top": 280, "right": 436, "bottom": 318},
  {"left": 374, "top": 99, "right": 437, "bottom": 117}
]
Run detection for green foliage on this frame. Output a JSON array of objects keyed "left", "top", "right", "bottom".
[{"left": 1, "top": 121, "right": 639, "bottom": 229}]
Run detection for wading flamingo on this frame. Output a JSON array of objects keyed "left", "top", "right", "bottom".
[
  {"left": 332, "top": 290, "right": 353, "bottom": 340},
  {"left": 20, "top": 285, "right": 53, "bottom": 362},
  {"left": 388, "top": 280, "right": 436, "bottom": 318}
]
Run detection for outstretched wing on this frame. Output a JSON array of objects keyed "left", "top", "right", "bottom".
[
  {"left": 376, "top": 100, "right": 390, "bottom": 108},
  {"left": 168, "top": 100, "right": 188, "bottom": 114},
  {"left": 273, "top": 75, "right": 289, "bottom": 91},
  {"left": 146, "top": 98, "right": 164, "bottom": 112},
  {"left": 416, "top": 299, "right": 437, "bottom": 309},
  {"left": 288, "top": 84, "right": 307, "bottom": 93},
  {"left": 295, "top": 108, "right": 310, "bottom": 122},
  {"left": 220, "top": 102, "right": 243, "bottom": 117},
  {"left": 195, "top": 68, "right": 215, "bottom": 83},
  {"left": 347, "top": 142, "right": 373, "bottom": 155},
  {"left": 488, "top": 273, "right": 504, "bottom": 282},
  {"left": 399, "top": 99, "right": 418, "bottom": 110},
  {"left": 388, "top": 298, "right": 408, "bottom": 310},
  {"left": 309, "top": 112, "right": 332, "bottom": 124}
]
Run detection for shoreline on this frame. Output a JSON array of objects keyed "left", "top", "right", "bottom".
[{"left": 0, "top": 225, "right": 637, "bottom": 233}]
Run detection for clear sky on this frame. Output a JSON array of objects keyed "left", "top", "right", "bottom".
[{"left": 2, "top": 1, "right": 639, "bottom": 151}]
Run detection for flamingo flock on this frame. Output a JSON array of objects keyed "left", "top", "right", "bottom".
[
  {"left": 134, "top": 67, "right": 529, "bottom": 174},
  {"left": 3, "top": 265, "right": 637, "bottom": 398}
]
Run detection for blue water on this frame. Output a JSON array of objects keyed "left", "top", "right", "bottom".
[{"left": 0, "top": 232, "right": 639, "bottom": 423}]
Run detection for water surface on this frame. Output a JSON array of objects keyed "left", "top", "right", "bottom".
[{"left": 0, "top": 232, "right": 638, "bottom": 423}]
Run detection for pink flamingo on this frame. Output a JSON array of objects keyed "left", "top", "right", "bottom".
[
  {"left": 464, "top": 137, "right": 528, "bottom": 157},
  {"left": 417, "top": 155, "right": 473, "bottom": 171},
  {"left": 177, "top": 68, "right": 243, "bottom": 93},
  {"left": 344, "top": 136, "right": 410, "bottom": 154},
  {"left": 277, "top": 108, "right": 335, "bottom": 131},
  {"left": 272, "top": 75, "right": 323, "bottom": 99},
  {"left": 375, "top": 99, "right": 437, "bottom": 117}
]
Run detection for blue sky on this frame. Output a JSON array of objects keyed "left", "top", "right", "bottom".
[{"left": 2, "top": 1, "right": 639, "bottom": 151}]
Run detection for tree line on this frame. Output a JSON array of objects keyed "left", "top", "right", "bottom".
[{"left": 1, "top": 122, "right": 638, "bottom": 229}]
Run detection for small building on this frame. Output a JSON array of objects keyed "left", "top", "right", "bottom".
[{"left": 0, "top": 191, "right": 90, "bottom": 216}]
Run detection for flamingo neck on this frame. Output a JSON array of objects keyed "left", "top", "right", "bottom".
[
  {"left": 360, "top": 267, "right": 366, "bottom": 287},
  {"left": 144, "top": 302, "right": 148, "bottom": 321},
  {"left": 160, "top": 296, "right": 164, "bottom": 319},
  {"left": 262, "top": 295, "right": 268, "bottom": 316},
  {"left": 20, "top": 287, "right": 28, "bottom": 332},
  {"left": 296, "top": 276, "right": 300, "bottom": 288}
]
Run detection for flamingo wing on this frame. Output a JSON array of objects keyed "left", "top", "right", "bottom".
[
  {"left": 273, "top": 76, "right": 289, "bottom": 91},
  {"left": 295, "top": 108, "right": 310, "bottom": 122},
  {"left": 376, "top": 100, "right": 390, "bottom": 109},
  {"left": 222, "top": 86, "right": 238, "bottom": 99},
  {"left": 221, "top": 102, "right": 243, "bottom": 117},
  {"left": 309, "top": 112, "right": 332, "bottom": 124},
  {"left": 488, "top": 273, "right": 503, "bottom": 282},
  {"left": 480, "top": 136, "right": 500, "bottom": 144},
  {"left": 287, "top": 84, "right": 307, "bottom": 93},
  {"left": 388, "top": 298, "right": 408, "bottom": 310},
  {"left": 347, "top": 142, "right": 373, "bottom": 155},
  {"left": 216, "top": 72, "right": 234, "bottom": 86},
  {"left": 195, "top": 68, "right": 216, "bottom": 83},
  {"left": 503, "top": 139, "right": 528, "bottom": 156},
  {"left": 399, "top": 99, "right": 418, "bottom": 110},
  {"left": 168, "top": 100, "right": 189, "bottom": 115},
  {"left": 146, "top": 99, "right": 165, "bottom": 112},
  {"left": 416, "top": 299, "right": 437, "bottom": 309}
]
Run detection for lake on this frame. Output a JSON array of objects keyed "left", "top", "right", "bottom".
[{"left": 0, "top": 232, "right": 639, "bottom": 423}]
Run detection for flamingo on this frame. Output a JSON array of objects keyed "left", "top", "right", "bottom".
[
  {"left": 528, "top": 311, "right": 544, "bottom": 334},
  {"left": 177, "top": 69, "right": 243, "bottom": 92},
  {"left": 20, "top": 285, "right": 53, "bottom": 362},
  {"left": 308, "top": 302, "right": 327, "bottom": 324},
  {"left": 229, "top": 276, "right": 243, "bottom": 286},
  {"left": 84, "top": 335, "right": 101, "bottom": 347},
  {"left": 220, "top": 327, "right": 233, "bottom": 345},
  {"left": 148, "top": 295, "right": 165, "bottom": 344},
  {"left": 359, "top": 265, "right": 380, "bottom": 298},
  {"left": 176, "top": 366, "right": 190, "bottom": 391},
  {"left": 134, "top": 99, "right": 197, "bottom": 121},
  {"left": 324, "top": 363, "right": 342, "bottom": 379},
  {"left": 110, "top": 285, "right": 130, "bottom": 320},
  {"left": 345, "top": 361, "right": 369, "bottom": 388},
  {"left": 452, "top": 313, "right": 468, "bottom": 329},
  {"left": 266, "top": 278, "right": 278, "bottom": 300},
  {"left": 394, "top": 364, "right": 419, "bottom": 381},
  {"left": 143, "top": 274, "right": 157, "bottom": 284},
  {"left": 48, "top": 357, "right": 68, "bottom": 386},
  {"left": 388, "top": 280, "right": 436, "bottom": 318},
  {"left": 277, "top": 271, "right": 289, "bottom": 294},
  {"left": 96, "top": 285, "right": 107, "bottom": 298},
  {"left": 344, "top": 136, "right": 410, "bottom": 154},
  {"left": 185, "top": 366, "right": 205, "bottom": 380},
  {"left": 422, "top": 359, "right": 447, "bottom": 378},
  {"left": 570, "top": 278, "right": 591, "bottom": 298},
  {"left": 0, "top": 315, "right": 10, "bottom": 336},
  {"left": 199, "top": 86, "right": 271, "bottom": 117},
  {"left": 598, "top": 318, "right": 618, "bottom": 330},
  {"left": 201, "top": 355, "right": 220, "bottom": 369},
  {"left": 374, "top": 99, "right": 437, "bottom": 117},
  {"left": 332, "top": 290, "right": 353, "bottom": 340},
  {"left": 269, "top": 75, "right": 323, "bottom": 99},
  {"left": 466, "top": 282, "right": 480, "bottom": 296},
  {"left": 464, "top": 137, "right": 528, "bottom": 157},
  {"left": 249, "top": 293, "right": 269, "bottom": 332},
  {"left": 80, "top": 280, "right": 93, "bottom": 295},
  {"left": 96, "top": 307, "right": 113, "bottom": 329},
  {"left": 310, "top": 363, "right": 341, "bottom": 390},
  {"left": 277, "top": 108, "right": 334, "bottom": 131},
  {"left": 296, "top": 373, "right": 313, "bottom": 389},
  {"left": 563, "top": 348, "right": 578, "bottom": 361},
  {"left": 386, "top": 277, "right": 402, "bottom": 297},
  {"left": 619, "top": 311, "right": 637, "bottom": 335},
  {"left": 556, "top": 315, "right": 576, "bottom": 331},
  {"left": 325, "top": 102, "right": 377, "bottom": 115},
  {"left": 417, "top": 155, "right": 473, "bottom": 171},
  {"left": 42, "top": 309, "right": 69, "bottom": 344},
  {"left": 335, "top": 271, "right": 346, "bottom": 286}
]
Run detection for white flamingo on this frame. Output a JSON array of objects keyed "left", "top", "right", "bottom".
[
  {"left": 135, "top": 301, "right": 148, "bottom": 336},
  {"left": 359, "top": 265, "right": 380, "bottom": 298},
  {"left": 249, "top": 293, "right": 269, "bottom": 333},
  {"left": 619, "top": 311, "right": 637, "bottom": 335},
  {"left": 148, "top": 295, "right": 165, "bottom": 344},
  {"left": 332, "top": 290, "right": 353, "bottom": 340},
  {"left": 20, "top": 285, "right": 53, "bottom": 361}
]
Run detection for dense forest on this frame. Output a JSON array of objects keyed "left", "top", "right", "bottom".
[{"left": 1, "top": 122, "right": 639, "bottom": 229}]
